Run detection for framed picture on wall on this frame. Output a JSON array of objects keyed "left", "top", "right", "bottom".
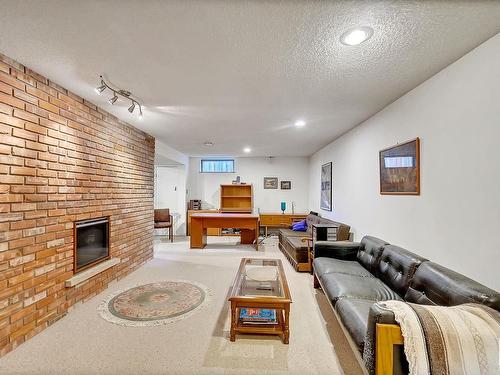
[
  {"left": 379, "top": 138, "right": 420, "bottom": 195},
  {"left": 280, "top": 181, "right": 291, "bottom": 190},
  {"left": 320, "top": 162, "right": 332, "bottom": 211},
  {"left": 263, "top": 177, "right": 278, "bottom": 189}
]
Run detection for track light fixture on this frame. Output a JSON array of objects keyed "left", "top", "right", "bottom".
[
  {"left": 108, "top": 93, "right": 118, "bottom": 105},
  {"left": 95, "top": 75, "right": 143, "bottom": 118}
]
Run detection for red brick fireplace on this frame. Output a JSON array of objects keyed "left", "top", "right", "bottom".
[{"left": 0, "top": 53, "right": 154, "bottom": 356}]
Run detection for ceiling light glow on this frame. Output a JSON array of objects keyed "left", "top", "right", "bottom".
[
  {"left": 243, "top": 147, "right": 251, "bottom": 153},
  {"left": 95, "top": 84, "right": 106, "bottom": 94},
  {"left": 340, "top": 26, "right": 373, "bottom": 46},
  {"left": 295, "top": 120, "right": 306, "bottom": 127}
]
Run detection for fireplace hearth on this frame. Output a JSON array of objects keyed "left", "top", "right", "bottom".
[{"left": 75, "top": 217, "right": 110, "bottom": 272}]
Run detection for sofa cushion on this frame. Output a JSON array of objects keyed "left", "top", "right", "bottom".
[
  {"left": 335, "top": 298, "right": 375, "bottom": 351},
  {"left": 377, "top": 245, "right": 427, "bottom": 298},
  {"left": 278, "top": 228, "right": 306, "bottom": 238},
  {"left": 320, "top": 273, "right": 403, "bottom": 304},
  {"left": 356, "top": 236, "right": 388, "bottom": 273},
  {"left": 314, "top": 257, "right": 374, "bottom": 279},
  {"left": 326, "top": 221, "right": 351, "bottom": 241},
  {"left": 305, "top": 213, "right": 321, "bottom": 232},
  {"left": 405, "top": 262, "right": 500, "bottom": 311},
  {"left": 154, "top": 221, "right": 171, "bottom": 228},
  {"left": 314, "top": 241, "right": 360, "bottom": 260}
]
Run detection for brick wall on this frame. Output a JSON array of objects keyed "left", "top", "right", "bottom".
[{"left": 0, "top": 53, "right": 155, "bottom": 356}]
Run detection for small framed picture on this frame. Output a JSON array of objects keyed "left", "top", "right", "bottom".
[
  {"left": 320, "top": 162, "right": 332, "bottom": 211},
  {"left": 263, "top": 177, "right": 278, "bottom": 189},
  {"left": 281, "top": 181, "right": 291, "bottom": 190}
]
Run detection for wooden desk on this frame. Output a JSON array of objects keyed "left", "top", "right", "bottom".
[
  {"left": 187, "top": 210, "right": 221, "bottom": 236},
  {"left": 190, "top": 213, "right": 259, "bottom": 250}
]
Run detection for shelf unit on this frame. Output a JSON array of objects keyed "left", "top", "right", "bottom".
[{"left": 220, "top": 184, "right": 253, "bottom": 213}]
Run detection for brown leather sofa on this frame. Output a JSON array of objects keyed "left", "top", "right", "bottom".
[
  {"left": 278, "top": 213, "right": 350, "bottom": 272},
  {"left": 313, "top": 236, "right": 500, "bottom": 374}
]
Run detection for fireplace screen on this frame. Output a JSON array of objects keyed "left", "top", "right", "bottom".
[{"left": 75, "top": 217, "right": 109, "bottom": 272}]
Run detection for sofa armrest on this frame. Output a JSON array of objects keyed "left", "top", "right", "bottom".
[
  {"left": 313, "top": 241, "right": 360, "bottom": 260},
  {"left": 363, "top": 303, "right": 398, "bottom": 375},
  {"left": 375, "top": 324, "right": 404, "bottom": 375}
]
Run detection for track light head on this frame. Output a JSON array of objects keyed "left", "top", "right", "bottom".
[
  {"left": 108, "top": 93, "right": 118, "bottom": 105},
  {"left": 95, "top": 84, "right": 106, "bottom": 94},
  {"left": 128, "top": 102, "right": 136, "bottom": 113}
]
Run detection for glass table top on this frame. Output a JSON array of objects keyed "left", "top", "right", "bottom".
[{"left": 233, "top": 258, "right": 285, "bottom": 298}]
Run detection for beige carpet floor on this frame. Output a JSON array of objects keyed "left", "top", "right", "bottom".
[{"left": 0, "top": 236, "right": 364, "bottom": 375}]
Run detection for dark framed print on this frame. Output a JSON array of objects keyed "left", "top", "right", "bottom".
[
  {"left": 320, "top": 162, "right": 332, "bottom": 211},
  {"left": 280, "top": 180, "right": 291, "bottom": 190},
  {"left": 379, "top": 138, "right": 420, "bottom": 195},
  {"left": 263, "top": 177, "right": 278, "bottom": 189}
]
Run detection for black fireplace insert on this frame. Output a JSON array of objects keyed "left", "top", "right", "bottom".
[{"left": 74, "top": 217, "right": 110, "bottom": 272}]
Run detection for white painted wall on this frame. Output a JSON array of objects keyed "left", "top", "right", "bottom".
[
  {"left": 309, "top": 34, "right": 500, "bottom": 290},
  {"left": 156, "top": 140, "right": 189, "bottom": 166},
  {"left": 188, "top": 157, "right": 310, "bottom": 214},
  {"left": 155, "top": 165, "right": 187, "bottom": 235}
]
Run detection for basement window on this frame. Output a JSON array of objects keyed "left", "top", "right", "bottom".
[{"left": 200, "top": 159, "right": 235, "bottom": 173}]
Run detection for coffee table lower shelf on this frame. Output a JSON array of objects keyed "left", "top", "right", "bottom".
[{"left": 229, "top": 304, "right": 290, "bottom": 344}]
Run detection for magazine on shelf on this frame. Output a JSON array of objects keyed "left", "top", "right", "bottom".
[{"left": 239, "top": 308, "right": 277, "bottom": 324}]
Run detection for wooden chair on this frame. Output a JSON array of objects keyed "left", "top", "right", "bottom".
[{"left": 154, "top": 209, "right": 173, "bottom": 242}]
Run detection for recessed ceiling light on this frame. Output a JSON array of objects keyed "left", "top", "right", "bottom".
[
  {"left": 243, "top": 147, "right": 251, "bottom": 153},
  {"left": 340, "top": 26, "right": 373, "bottom": 46},
  {"left": 295, "top": 120, "right": 306, "bottom": 127},
  {"left": 204, "top": 141, "right": 214, "bottom": 147}
]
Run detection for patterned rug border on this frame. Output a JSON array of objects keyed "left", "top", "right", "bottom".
[{"left": 98, "top": 280, "right": 214, "bottom": 327}]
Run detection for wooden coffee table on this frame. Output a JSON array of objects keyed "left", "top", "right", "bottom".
[{"left": 228, "top": 258, "right": 292, "bottom": 344}]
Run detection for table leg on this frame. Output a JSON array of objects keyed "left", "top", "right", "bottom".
[
  {"left": 283, "top": 304, "right": 290, "bottom": 344},
  {"left": 190, "top": 218, "right": 206, "bottom": 248},
  {"left": 230, "top": 302, "right": 237, "bottom": 342},
  {"left": 240, "top": 228, "right": 256, "bottom": 245}
]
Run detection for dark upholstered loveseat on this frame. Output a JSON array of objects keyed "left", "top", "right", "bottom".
[
  {"left": 278, "top": 213, "right": 350, "bottom": 272},
  {"left": 313, "top": 236, "right": 500, "bottom": 374}
]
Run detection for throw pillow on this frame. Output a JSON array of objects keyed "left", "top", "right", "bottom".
[{"left": 292, "top": 220, "right": 307, "bottom": 232}]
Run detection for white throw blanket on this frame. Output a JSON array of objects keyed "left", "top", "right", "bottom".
[{"left": 378, "top": 301, "right": 500, "bottom": 375}]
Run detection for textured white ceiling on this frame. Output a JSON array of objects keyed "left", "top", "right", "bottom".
[{"left": 0, "top": 1, "right": 499, "bottom": 157}]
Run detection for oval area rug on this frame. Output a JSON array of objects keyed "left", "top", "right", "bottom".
[{"left": 98, "top": 280, "right": 212, "bottom": 327}]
